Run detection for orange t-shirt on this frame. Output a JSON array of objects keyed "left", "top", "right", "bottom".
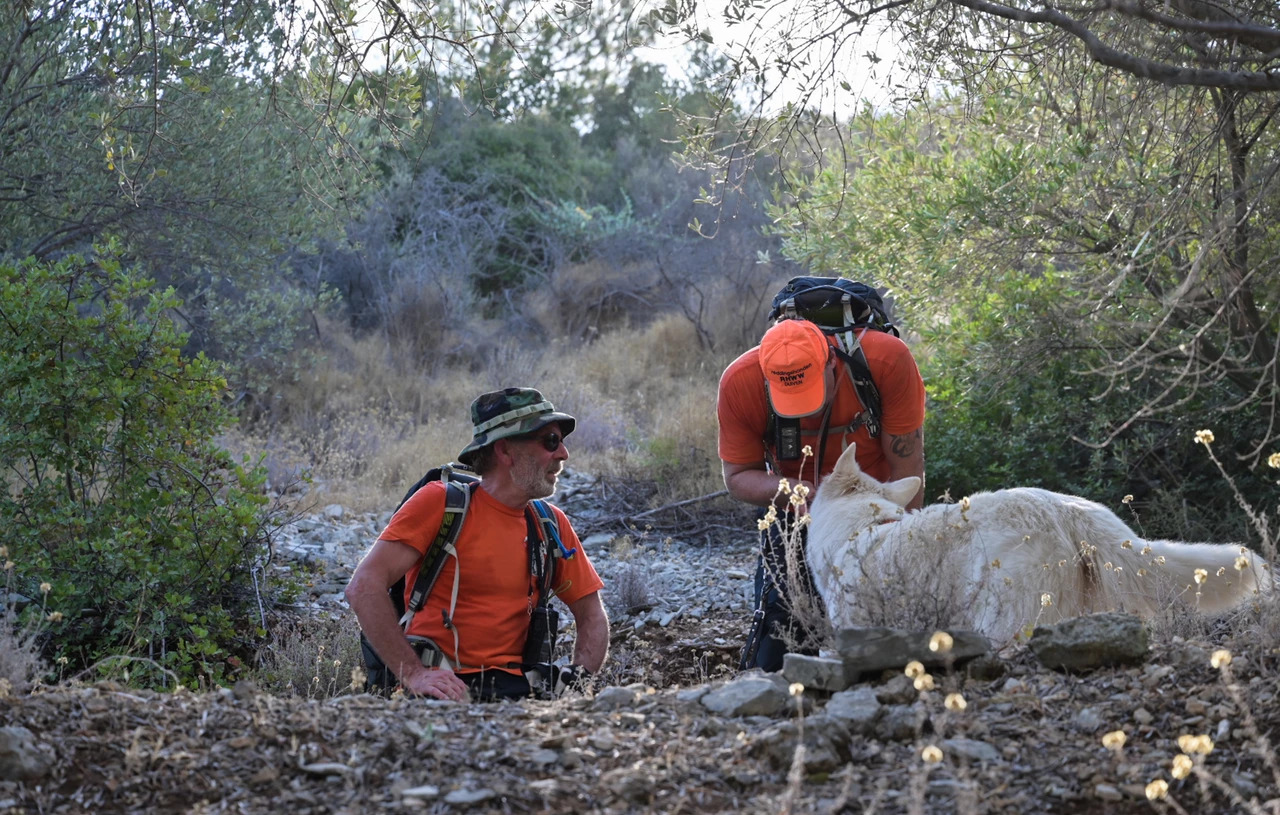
[
  {"left": 379, "top": 482, "right": 604, "bottom": 675},
  {"left": 717, "top": 328, "right": 926, "bottom": 483}
]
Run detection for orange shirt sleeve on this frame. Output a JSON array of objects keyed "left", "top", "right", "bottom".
[
  {"left": 860, "top": 331, "right": 926, "bottom": 436},
  {"left": 717, "top": 348, "right": 771, "bottom": 466},
  {"left": 379, "top": 480, "right": 445, "bottom": 555}
]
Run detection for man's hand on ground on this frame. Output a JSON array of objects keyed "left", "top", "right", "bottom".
[{"left": 400, "top": 666, "right": 469, "bottom": 701}]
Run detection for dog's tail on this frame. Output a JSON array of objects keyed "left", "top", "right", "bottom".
[{"left": 1107, "top": 539, "right": 1272, "bottom": 614}]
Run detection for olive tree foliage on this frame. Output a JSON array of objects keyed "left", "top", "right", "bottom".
[
  {"left": 2, "top": 0, "right": 649, "bottom": 392},
  {"left": 0, "top": 1, "right": 367, "bottom": 394},
  {"left": 653, "top": 0, "right": 1280, "bottom": 170},
  {"left": 643, "top": 0, "right": 1280, "bottom": 501}
]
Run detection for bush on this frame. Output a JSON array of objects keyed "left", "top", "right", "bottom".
[{"left": 0, "top": 246, "right": 274, "bottom": 687}]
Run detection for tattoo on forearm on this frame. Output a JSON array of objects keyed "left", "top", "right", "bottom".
[{"left": 890, "top": 429, "right": 922, "bottom": 459}]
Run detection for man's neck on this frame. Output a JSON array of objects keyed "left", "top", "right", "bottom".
[{"left": 479, "top": 476, "right": 534, "bottom": 510}]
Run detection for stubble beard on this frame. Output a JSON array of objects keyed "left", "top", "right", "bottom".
[{"left": 513, "top": 452, "right": 560, "bottom": 500}]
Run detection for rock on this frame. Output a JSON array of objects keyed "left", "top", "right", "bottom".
[
  {"left": 601, "top": 765, "right": 654, "bottom": 804},
  {"left": 701, "top": 674, "right": 792, "bottom": 717},
  {"left": 443, "top": 787, "right": 496, "bottom": 805},
  {"left": 750, "top": 714, "right": 851, "bottom": 774},
  {"left": 1028, "top": 612, "right": 1149, "bottom": 671},
  {"left": 875, "top": 674, "right": 918, "bottom": 705},
  {"left": 0, "top": 727, "right": 51, "bottom": 781},
  {"left": 580, "top": 533, "right": 614, "bottom": 550},
  {"left": 875, "top": 704, "right": 923, "bottom": 742},
  {"left": 941, "top": 737, "right": 1001, "bottom": 764},
  {"left": 835, "top": 627, "right": 990, "bottom": 676},
  {"left": 1073, "top": 706, "right": 1105, "bottom": 733},
  {"left": 401, "top": 785, "right": 440, "bottom": 799},
  {"left": 824, "top": 686, "right": 883, "bottom": 734},
  {"left": 782, "top": 653, "right": 850, "bottom": 692},
  {"left": 0, "top": 591, "right": 33, "bottom": 614},
  {"left": 1094, "top": 783, "right": 1123, "bottom": 801},
  {"left": 592, "top": 685, "right": 644, "bottom": 711}
]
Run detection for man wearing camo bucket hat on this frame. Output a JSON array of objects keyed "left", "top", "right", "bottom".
[{"left": 347, "top": 388, "right": 609, "bottom": 702}]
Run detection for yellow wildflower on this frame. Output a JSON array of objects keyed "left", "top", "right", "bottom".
[{"left": 1171, "top": 754, "right": 1193, "bottom": 780}]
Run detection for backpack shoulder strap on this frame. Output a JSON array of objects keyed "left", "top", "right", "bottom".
[
  {"left": 830, "top": 327, "right": 883, "bottom": 439},
  {"left": 525, "top": 500, "right": 576, "bottom": 603},
  {"left": 401, "top": 471, "right": 476, "bottom": 621}
]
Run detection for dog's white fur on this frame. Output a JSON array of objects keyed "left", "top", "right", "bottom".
[{"left": 807, "top": 444, "right": 1272, "bottom": 643}]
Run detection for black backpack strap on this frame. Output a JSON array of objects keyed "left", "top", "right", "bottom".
[
  {"left": 402, "top": 477, "right": 474, "bottom": 621},
  {"left": 830, "top": 333, "right": 883, "bottom": 439}
]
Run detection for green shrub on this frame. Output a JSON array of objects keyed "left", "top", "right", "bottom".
[{"left": 0, "top": 246, "right": 274, "bottom": 687}]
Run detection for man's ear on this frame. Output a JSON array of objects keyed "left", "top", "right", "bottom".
[{"left": 492, "top": 439, "right": 515, "bottom": 466}]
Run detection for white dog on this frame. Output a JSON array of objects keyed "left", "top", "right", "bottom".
[{"left": 806, "top": 444, "right": 1272, "bottom": 643}]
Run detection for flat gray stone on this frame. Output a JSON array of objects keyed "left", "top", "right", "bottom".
[
  {"left": 1029, "top": 612, "right": 1149, "bottom": 671},
  {"left": 701, "top": 674, "right": 791, "bottom": 717},
  {"left": 782, "top": 653, "right": 850, "bottom": 692},
  {"left": 835, "top": 627, "right": 990, "bottom": 676}
]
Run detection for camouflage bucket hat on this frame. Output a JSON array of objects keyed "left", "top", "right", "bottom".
[{"left": 456, "top": 387, "right": 576, "bottom": 466}]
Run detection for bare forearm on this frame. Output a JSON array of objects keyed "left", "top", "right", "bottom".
[
  {"left": 883, "top": 428, "right": 925, "bottom": 510},
  {"left": 346, "top": 571, "right": 427, "bottom": 684},
  {"left": 723, "top": 462, "right": 812, "bottom": 510},
  {"left": 345, "top": 550, "right": 469, "bottom": 701},
  {"left": 568, "top": 594, "right": 609, "bottom": 672}
]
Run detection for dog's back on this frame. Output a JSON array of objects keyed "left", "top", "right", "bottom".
[{"left": 808, "top": 445, "right": 1271, "bottom": 643}]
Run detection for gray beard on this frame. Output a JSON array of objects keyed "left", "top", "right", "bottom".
[{"left": 512, "top": 455, "right": 558, "bottom": 500}]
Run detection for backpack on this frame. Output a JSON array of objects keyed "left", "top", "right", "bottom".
[
  {"left": 765, "top": 276, "right": 899, "bottom": 473},
  {"left": 358, "top": 464, "right": 569, "bottom": 693},
  {"left": 767, "top": 276, "right": 897, "bottom": 337}
]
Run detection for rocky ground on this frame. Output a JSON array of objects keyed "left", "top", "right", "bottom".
[{"left": 3, "top": 471, "right": 1279, "bottom": 814}]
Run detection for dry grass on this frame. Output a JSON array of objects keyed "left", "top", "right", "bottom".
[
  {"left": 253, "top": 610, "right": 366, "bottom": 698},
  {"left": 0, "top": 611, "right": 46, "bottom": 696},
  {"left": 230, "top": 309, "right": 733, "bottom": 513},
  {"left": 1, "top": 562, "right": 50, "bottom": 694}
]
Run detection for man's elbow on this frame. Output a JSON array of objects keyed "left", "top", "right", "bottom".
[{"left": 344, "top": 566, "right": 380, "bottom": 612}]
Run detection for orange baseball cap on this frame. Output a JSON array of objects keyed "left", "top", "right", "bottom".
[{"left": 759, "top": 319, "right": 832, "bottom": 418}]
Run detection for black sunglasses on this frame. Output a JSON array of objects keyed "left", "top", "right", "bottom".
[{"left": 519, "top": 430, "right": 563, "bottom": 452}]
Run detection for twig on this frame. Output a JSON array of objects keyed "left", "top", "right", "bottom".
[
  {"left": 630, "top": 490, "right": 729, "bottom": 520},
  {"left": 582, "top": 490, "right": 732, "bottom": 532}
]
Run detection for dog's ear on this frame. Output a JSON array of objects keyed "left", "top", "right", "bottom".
[
  {"left": 882, "top": 477, "right": 921, "bottom": 508},
  {"left": 831, "top": 443, "right": 861, "bottom": 478}
]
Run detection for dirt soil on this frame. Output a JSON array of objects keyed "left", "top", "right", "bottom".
[{"left": 3, "top": 611, "right": 1280, "bottom": 815}]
